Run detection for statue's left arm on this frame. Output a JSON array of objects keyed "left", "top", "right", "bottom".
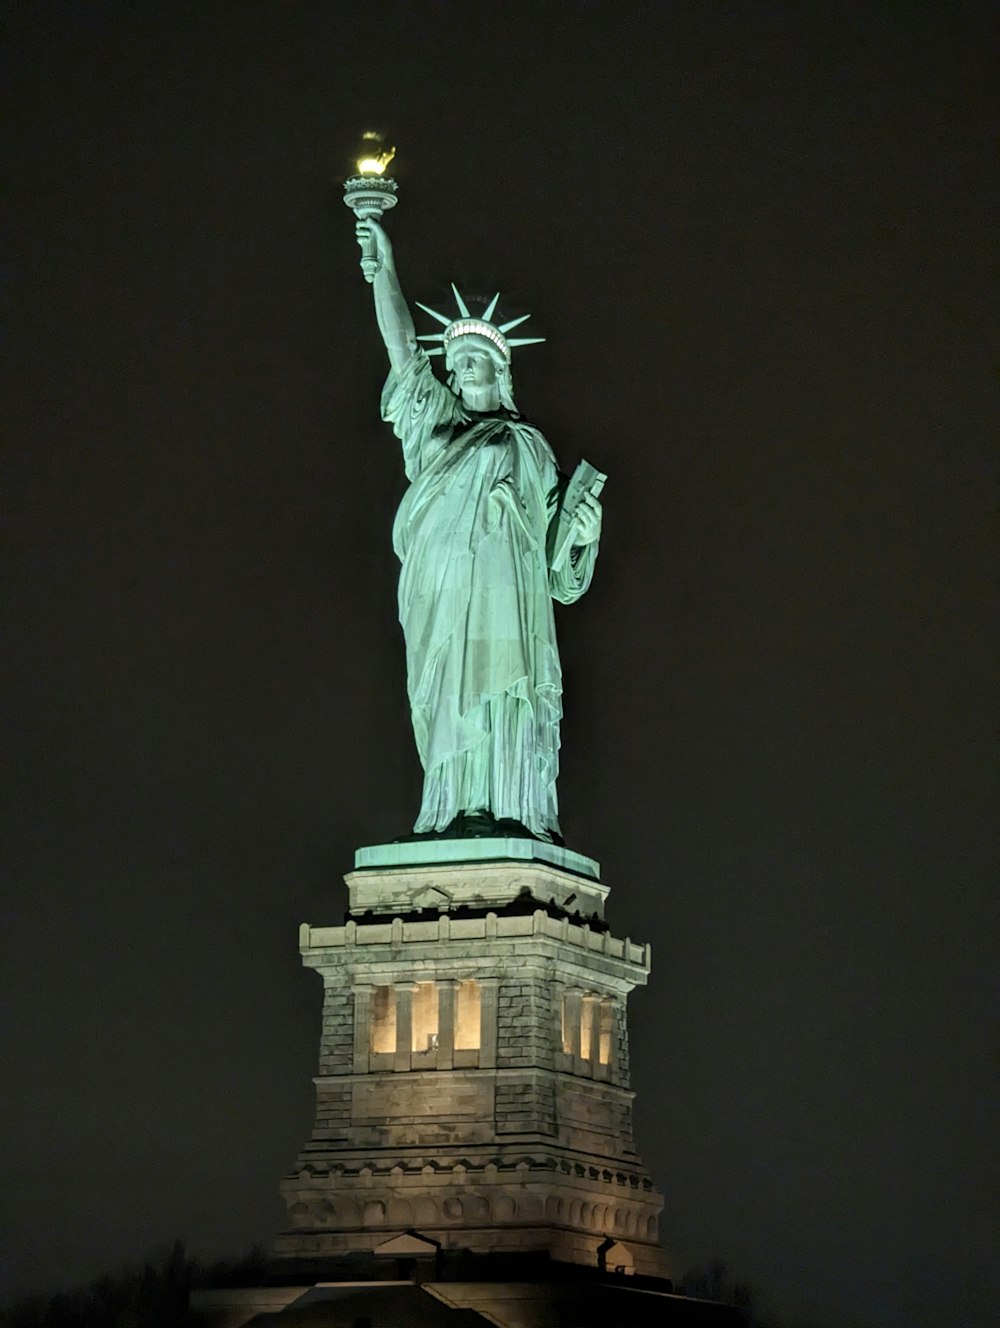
[{"left": 548, "top": 487, "right": 602, "bottom": 605}]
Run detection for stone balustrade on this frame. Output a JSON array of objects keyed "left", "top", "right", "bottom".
[{"left": 301, "top": 909, "right": 650, "bottom": 971}]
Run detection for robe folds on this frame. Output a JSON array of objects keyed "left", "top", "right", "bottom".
[{"left": 382, "top": 351, "right": 597, "bottom": 840}]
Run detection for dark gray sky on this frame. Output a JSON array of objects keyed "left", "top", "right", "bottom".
[{"left": 3, "top": 4, "right": 996, "bottom": 1326}]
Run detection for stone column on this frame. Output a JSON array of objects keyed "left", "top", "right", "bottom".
[
  {"left": 582, "top": 993, "right": 600, "bottom": 1073},
  {"left": 479, "top": 978, "right": 498, "bottom": 1069},
  {"left": 393, "top": 983, "right": 415, "bottom": 1072},
  {"left": 437, "top": 978, "right": 457, "bottom": 1070},
  {"left": 563, "top": 987, "right": 583, "bottom": 1060},
  {"left": 352, "top": 983, "right": 371, "bottom": 1074},
  {"left": 599, "top": 995, "right": 617, "bottom": 1080}
]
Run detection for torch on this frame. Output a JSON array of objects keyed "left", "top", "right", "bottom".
[{"left": 343, "top": 132, "right": 397, "bottom": 283}]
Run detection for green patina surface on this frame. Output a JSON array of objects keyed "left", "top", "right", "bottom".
[
  {"left": 354, "top": 837, "right": 600, "bottom": 881},
  {"left": 354, "top": 215, "right": 604, "bottom": 845}
]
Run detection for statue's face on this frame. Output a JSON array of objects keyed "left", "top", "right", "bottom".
[
  {"left": 448, "top": 342, "right": 498, "bottom": 392},
  {"left": 446, "top": 332, "right": 507, "bottom": 409},
  {"left": 445, "top": 333, "right": 505, "bottom": 409}
]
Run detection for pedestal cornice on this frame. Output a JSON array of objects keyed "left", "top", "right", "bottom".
[
  {"left": 354, "top": 836, "right": 601, "bottom": 881},
  {"left": 346, "top": 855, "right": 609, "bottom": 919}
]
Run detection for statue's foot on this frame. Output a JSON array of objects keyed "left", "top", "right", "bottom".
[
  {"left": 494, "top": 817, "right": 539, "bottom": 840},
  {"left": 454, "top": 810, "right": 497, "bottom": 838},
  {"left": 441, "top": 811, "right": 529, "bottom": 839},
  {"left": 468, "top": 814, "right": 566, "bottom": 846},
  {"left": 395, "top": 813, "right": 566, "bottom": 846}
]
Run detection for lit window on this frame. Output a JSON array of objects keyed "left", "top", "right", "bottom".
[
  {"left": 411, "top": 982, "right": 439, "bottom": 1053},
  {"left": 455, "top": 980, "right": 481, "bottom": 1050},
  {"left": 561, "top": 992, "right": 613, "bottom": 1067},
  {"left": 370, "top": 985, "right": 396, "bottom": 1053}
]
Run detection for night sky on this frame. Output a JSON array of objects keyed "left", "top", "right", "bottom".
[{"left": 3, "top": 4, "right": 996, "bottom": 1326}]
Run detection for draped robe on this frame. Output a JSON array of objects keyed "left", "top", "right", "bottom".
[{"left": 382, "top": 351, "right": 598, "bottom": 840}]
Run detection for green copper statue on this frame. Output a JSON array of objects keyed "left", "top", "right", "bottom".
[{"left": 356, "top": 217, "right": 603, "bottom": 844}]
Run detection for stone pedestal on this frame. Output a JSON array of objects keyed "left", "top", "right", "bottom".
[{"left": 275, "top": 841, "right": 670, "bottom": 1281}]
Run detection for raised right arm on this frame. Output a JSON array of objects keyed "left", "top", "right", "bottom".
[{"left": 356, "top": 217, "right": 416, "bottom": 376}]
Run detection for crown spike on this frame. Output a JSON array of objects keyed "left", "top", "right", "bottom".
[
  {"left": 417, "top": 284, "right": 544, "bottom": 360},
  {"left": 415, "top": 301, "right": 452, "bottom": 327},
  {"left": 498, "top": 313, "right": 531, "bottom": 333}
]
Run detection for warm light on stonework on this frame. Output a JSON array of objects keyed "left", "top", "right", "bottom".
[
  {"left": 455, "top": 980, "right": 481, "bottom": 1050},
  {"left": 370, "top": 984, "right": 396, "bottom": 1053},
  {"left": 599, "top": 1000, "right": 613, "bottom": 1066},
  {"left": 580, "top": 999, "right": 593, "bottom": 1061},
  {"left": 411, "top": 982, "right": 439, "bottom": 1052}
]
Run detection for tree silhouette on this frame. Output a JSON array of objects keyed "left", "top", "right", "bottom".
[
  {"left": 679, "top": 1259, "right": 758, "bottom": 1322},
  {"left": 0, "top": 1241, "right": 268, "bottom": 1328}
]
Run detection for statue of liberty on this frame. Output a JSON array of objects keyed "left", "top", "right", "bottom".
[{"left": 355, "top": 217, "right": 603, "bottom": 845}]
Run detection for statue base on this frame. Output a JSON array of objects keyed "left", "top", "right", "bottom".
[
  {"left": 355, "top": 835, "right": 600, "bottom": 880},
  {"left": 348, "top": 843, "right": 607, "bottom": 920},
  {"left": 276, "top": 854, "right": 665, "bottom": 1286}
]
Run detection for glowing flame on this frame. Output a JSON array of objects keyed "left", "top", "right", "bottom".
[{"left": 356, "top": 132, "right": 395, "bottom": 176}]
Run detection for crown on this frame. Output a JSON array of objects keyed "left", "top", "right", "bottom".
[{"left": 416, "top": 285, "right": 545, "bottom": 364}]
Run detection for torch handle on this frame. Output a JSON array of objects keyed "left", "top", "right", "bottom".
[
  {"left": 344, "top": 179, "right": 397, "bottom": 285},
  {"left": 359, "top": 232, "right": 379, "bottom": 284},
  {"left": 354, "top": 204, "right": 383, "bottom": 284}
]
